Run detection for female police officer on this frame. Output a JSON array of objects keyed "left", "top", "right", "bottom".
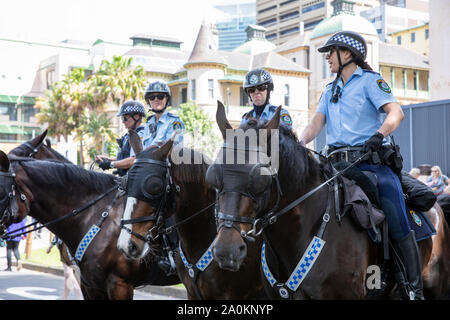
[
  {"left": 241, "top": 68, "right": 293, "bottom": 129},
  {"left": 96, "top": 100, "right": 146, "bottom": 176},
  {"left": 129, "top": 81, "right": 184, "bottom": 158},
  {"left": 299, "top": 31, "right": 424, "bottom": 300}
]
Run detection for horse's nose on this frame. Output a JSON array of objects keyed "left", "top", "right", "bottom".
[
  {"left": 128, "top": 240, "right": 140, "bottom": 258},
  {"left": 213, "top": 242, "right": 247, "bottom": 272}
]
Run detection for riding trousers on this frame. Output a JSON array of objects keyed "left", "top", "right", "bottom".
[{"left": 357, "top": 163, "right": 411, "bottom": 241}]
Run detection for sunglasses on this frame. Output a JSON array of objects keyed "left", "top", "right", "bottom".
[
  {"left": 325, "top": 48, "right": 337, "bottom": 58},
  {"left": 121, "top": 115, "right": 131, "bottom": 122},
  {"left": 247, "top": 84, "right": 268, "bottom": 94},
  {"left": 148, "top": 93, "right": 167, "bottom": 101}
]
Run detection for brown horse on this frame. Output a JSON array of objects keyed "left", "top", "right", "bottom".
[
  {"left": 0, "top": 150, "right": 180, "bottom": 300},
  {"left": 209, "top": 101, "right": 450, "bottom": 299},
  {"left": 117, "top": 134, "right": 266, "bottom": 299}
]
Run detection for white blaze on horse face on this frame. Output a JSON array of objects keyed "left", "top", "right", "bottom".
[{"left": 117, "top": 197, "right": 137, "bottom": 254}]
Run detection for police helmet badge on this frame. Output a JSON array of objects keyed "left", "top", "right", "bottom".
[
  {"left": 249, "top": 74, "right": 259, "bottom": 85},
  {"left": 377, "top": 79, "right": 392, "bottom": 93},
  {"left": 154, "top": 83, "right": 162, "bottom": 91}
]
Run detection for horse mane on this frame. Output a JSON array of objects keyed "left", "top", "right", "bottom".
[
  {"left": 240, "top": 119, "right": 323, "bottom": 191},
  {"left": 170, "top": 147, "right": 211, "bottom": 185},
  {"left": 18, "top": 159, "right": 117, "bottom": 194}
]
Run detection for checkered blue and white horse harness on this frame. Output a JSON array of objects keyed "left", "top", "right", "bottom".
[
  {"left": 179, "top": 241, "right": 214, "bottom": 277},
  {"left": 330, "top": 34, "right": 366, "bottom": 56},
  {"left": 261, "top": 236, "right": 326, "bottom": 299},
  {"left": 75, "top": 225, "right": 100, "bottom": 261}
]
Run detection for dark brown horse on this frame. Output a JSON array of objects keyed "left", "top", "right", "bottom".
[
  {"left": 209, "top": 101, "right": 450, "bottom": 299},
  {"left": 0, "top": 150, "right": 180, "bottom": 300},
  {"left": 117, "top": 134, "right": 266, "bottom": 299},
  {"left": 8, "top": 130, "right": 79, "bottom": 274}
]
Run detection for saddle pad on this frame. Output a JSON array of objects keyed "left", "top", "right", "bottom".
[
  {"left": 406, "top": 206, "right": 436, "bottom": 242},
  {"left": 367, "top": 207, "right": 436, "bottom": 243}
]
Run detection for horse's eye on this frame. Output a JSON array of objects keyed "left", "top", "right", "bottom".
[
  {"left": 143, "top": 176, "right": 164, "bottom": 196},
  {"left": 248, "top": 166, "right": 272, "bottom": 195}
]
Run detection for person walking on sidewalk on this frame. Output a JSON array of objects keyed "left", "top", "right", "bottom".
[{"left": 3, "top": 218, "right": 26, "bottom": 271}]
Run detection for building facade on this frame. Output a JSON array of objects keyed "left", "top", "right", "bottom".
[
  {"left": 257, "top": 0, "right": 378, "bottom": 45},
  {"left": 214, "top": 0, "right": 257, "bottom": 51},
  {"left": 388, "top": 22, "right": 429, "bottom": 56}
]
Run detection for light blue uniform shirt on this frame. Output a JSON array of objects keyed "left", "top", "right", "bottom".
[
  {"left": 130, "top": 110, "right": 184, "bottom": 157},
  {"left": 240, "top": 103, "right": 293, "bottom": 128},
  {"left": 316, "top": 67, "right": 398, "bottom": 147}
]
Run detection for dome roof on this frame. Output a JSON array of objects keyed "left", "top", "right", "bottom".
[
  {"left": 233, "top": 38, "right": 276, "bottom": 56},
  {"left": 311, "top": 13, "right": 378, "bottom": 39}
]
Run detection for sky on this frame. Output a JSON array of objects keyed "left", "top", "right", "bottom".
[{"left": 0, "top": 0, "right": 230, "bottom": 51}]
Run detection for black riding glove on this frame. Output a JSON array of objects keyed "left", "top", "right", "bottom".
[
  {"left": 99, "top": 159, "right": 112, "bottom": 170},
  {"left": 363, "top": 132, "right": 384, "bottom": 153}
]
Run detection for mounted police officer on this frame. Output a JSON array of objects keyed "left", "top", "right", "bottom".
[
  {"left": 129, "top": 81, "right": 184, "bottom": 157},
  {"left": 241, "top": 68, "right": 293, "bottom": 128},
  {"left": 299, "top": 31, "right": 424, "bottom": 299},
  {"left": 96, "top": 100, "right": 146, "bottom": 176}
]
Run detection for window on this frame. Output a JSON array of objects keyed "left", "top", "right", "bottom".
[
  {"left": 411, "top": 32, "right": 415, "bottom": 43},
  {"left": 292, "top": 57, "right": 296, "bottom": 63},
  {"left": 191, "top": 80, "right": 196, "bottom": 100},
  {"left": 181, "top": 88, "right": 187, "bottom": 104},
  {"left": 413, "top": 71, "right": 418, "bottom": 90},
  {"left": 397, "top": 36, "right": 401, "bottom": 45},
  {"left": 0, "top": 103, "right": 17, "bottom": 121},
  {"left": 322, "top": 55, "right": 327, "bottom": 79},
  {"left": 208, "top": 79, "right": 214, "bottom": 99},
  {"left": 46, "top": 70, "right": 55, "bottom": 89},
  {"left": 284, "top": 84, "right": 290, "bottom": 107},
  {"left": 425, "top": 29, "right": 429, "bottom": 39},
  {"left": 22, "top": 104, "right": 38, "bottom": 122}
]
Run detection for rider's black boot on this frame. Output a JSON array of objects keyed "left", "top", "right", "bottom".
[{"left": 392, "top": 230, "right": 425, "bottom": 300}]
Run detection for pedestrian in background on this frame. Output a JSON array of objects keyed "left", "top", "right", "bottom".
[{"left": 3, "top": 218, "right": 26, "bottom": 271}]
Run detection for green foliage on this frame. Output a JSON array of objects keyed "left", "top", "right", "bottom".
[
  {"left": 175, "top": 101, "right": 221, "bottom": 159},
  {"left": 35, "top": 56, "right": 147, "bottom": 165}
]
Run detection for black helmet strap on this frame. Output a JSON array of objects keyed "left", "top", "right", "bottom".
[{"left": 330, "top": 46, "right": 355, "bottom": 103}]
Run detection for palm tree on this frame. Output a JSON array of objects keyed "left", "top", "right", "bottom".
[{"left": 80, "top": 112, "right": 116, "bottom": 160}]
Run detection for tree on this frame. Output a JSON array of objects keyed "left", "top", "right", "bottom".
[
  {"left": 79, "top": 112, "right": 116, "bottom": 160},
  {"left": 175, "top": 101, "right": 221, "bottom": 159}
]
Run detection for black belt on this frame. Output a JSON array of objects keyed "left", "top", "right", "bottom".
[{"left": 328, "top": 146, "right": 366, "bottom": 164}]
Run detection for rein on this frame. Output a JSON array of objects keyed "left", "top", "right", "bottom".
[{"left": 1, "top": 184, "right": 121, "bottom": 241}]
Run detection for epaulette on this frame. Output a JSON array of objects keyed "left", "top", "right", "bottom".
[
  {"left": 146, "top": 115, "right": 154, "bottom": 122},
  {"left": 166, "top": 112, "right": 180, "bottom": 119},
  {"left": 268, "top": 105, "right": 277, "bottom": 112},
  {"left": 362, "top": 69, "right": 381, "bottom": 76}
]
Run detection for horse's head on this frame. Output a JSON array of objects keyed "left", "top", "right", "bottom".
[
  {"left": 117, "top": 131, "right": 176, "bottom": 259},
  {"left": 0, "top": 151, "right": 31, "bottom": 235},
  {"left": 9, "top": 129, "right": 70, "bottom": 163},
  {"left": 208, "top": 101, "right": 282, "bottom": 271}
]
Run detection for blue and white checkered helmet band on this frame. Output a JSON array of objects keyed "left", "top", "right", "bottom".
[
  {"left": 124, "top": 104, "right": 143, "bottom": 113},
  {"left": 330, "top": 34, "right": 365, "bottom": 55}
]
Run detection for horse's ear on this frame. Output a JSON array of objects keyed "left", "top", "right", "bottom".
[
  {"left": 31, "top": 129, "right": 48, "bottom": 147},
  {"left": 0, "top": 150, "right": 10, "bottom": 172},
  {"left": 152, "top": 139, "right": 174, "bottom": 161},
  {"left": 45, "top": 138, "right": 51, "bottom": 148},
  {"left": 263, "top": 106, "right": 281, "bottom": 132},
  {"left": 128, "top": 130, "right": 143, "bottom": 155},
  {"left": 216, "top": 100, "right": 232, "bottom": 140}
]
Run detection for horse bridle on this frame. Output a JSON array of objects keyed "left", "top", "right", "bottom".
[
  {"left": 214, "top": 161, "right": 283, "bottom": 242},
  {"left": 119, "top": 158, "right": 177, "bottom": 242},
  {"left": 22, "top": 141, "right": 45, "bottom": 158}
]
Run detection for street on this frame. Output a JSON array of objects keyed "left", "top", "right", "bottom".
[{"left": 0, "top": 268, "right": 180, "bottom": 300}]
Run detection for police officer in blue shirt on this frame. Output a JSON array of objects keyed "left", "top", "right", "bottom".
[
  {"left": 299, "top": 31, "right": 424, "bottom": 300},
  {"left": 96, "top": 100, "right": 146, "bottom": 176},
  {"left": 241, "top": 68, "right": 293, "bottom": 129},
  {"left": 130, "top": 81, "right": 184, "bottom": 157}
]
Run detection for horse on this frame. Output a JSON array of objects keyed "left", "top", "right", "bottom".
[
  {"left": 116, "top": 132, "right": 266, "bottom": 299},
  {"left": 208, "top": 101, "right": 450, "bottom": 299},
  {"left": 0, "top": 150, "right": 180, "bottom": 300},
  {"left": 7, "top": 130, "right": 81, "bottom": 277}
]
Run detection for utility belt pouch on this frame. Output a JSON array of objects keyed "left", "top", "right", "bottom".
[{"left": 380, "top": 136, "right": 403, "bottom": 175}]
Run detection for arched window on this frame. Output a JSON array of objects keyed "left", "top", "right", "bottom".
[{"left": 284, "top": 84, "right": 290, "bottom": 107}]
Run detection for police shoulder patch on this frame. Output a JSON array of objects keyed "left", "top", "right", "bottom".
[
  {"left": 280, "top": 112, "right": 292, "bottom": 125},
  {"left": 377, "top": 79, "right": 392, "bottom": 93},
  {"left": 172, "top": 121, "right": 183, "bottom": 131}
]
